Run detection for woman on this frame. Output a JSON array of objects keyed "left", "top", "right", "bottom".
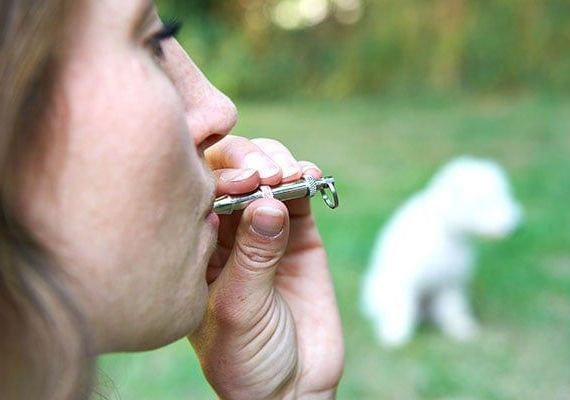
[{"left": 0, "top": 0, "right": 344, "bottom": 399}]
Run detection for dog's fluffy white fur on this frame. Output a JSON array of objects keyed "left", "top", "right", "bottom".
[{"left": 361, "top": 156, "right": 522, "bottom": 348}]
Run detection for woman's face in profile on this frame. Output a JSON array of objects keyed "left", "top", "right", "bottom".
[{"left": 20, "top": 0, "right": 238, "bottom": 352}]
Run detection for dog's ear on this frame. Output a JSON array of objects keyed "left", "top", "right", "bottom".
[
  {"left": 425, "top": 156, "right": 502, "bottom": 220},
  {"left": 428, "top": 156, "right": 510, "bottom": 200},
  {"left": 428, "top": 156, "right": 523, "bottom": 236},
  {"left": 427, "top": 156, "right": 474, "bottom": 203}
]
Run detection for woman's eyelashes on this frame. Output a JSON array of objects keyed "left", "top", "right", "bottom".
[{"left": 148, "top": 19, "right": 182, "bottom": 59}]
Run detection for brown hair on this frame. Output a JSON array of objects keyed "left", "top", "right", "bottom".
[{"left": 0, "top": 1, "right": 94, "bottom": 398}]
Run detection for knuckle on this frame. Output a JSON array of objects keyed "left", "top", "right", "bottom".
[
  {"left": 222, "top": 139, "right": 257, "bottom": 164},
  {"left": 251, "top": 137, "right": 275, "bottom": 145},
  {"left": 234, "top": 240, "right": 281, "bottom": 270},
  {"left": 223, "top": 136, "right": 248, "bottom": 152},
  {"left": 299, "top": 160, "right": 316, "bottom": 166},
  {"left": 253, "top": 138, "right": 285, "bottom": 151},
  {"left": 209, "top": 297, "right": 243, "bottom": 328}
]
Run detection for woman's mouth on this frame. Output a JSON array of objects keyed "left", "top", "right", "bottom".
[
  {"left": 205, "top": 190, "right": 220, "bottom": 228},
  {"left": 206, "top": 210, "right": 220, "bottom": 229}
]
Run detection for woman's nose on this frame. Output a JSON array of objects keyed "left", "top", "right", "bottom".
[
  {"left": 162, "top": 39, "right": 238, "bottom": 152},
  {"left": 187, "top": 87, "right": 238, "bottom": 154}
]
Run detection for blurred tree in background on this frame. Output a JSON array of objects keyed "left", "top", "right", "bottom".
[{"left": 157, "top": 0, "right": 570, "bottom": 99}]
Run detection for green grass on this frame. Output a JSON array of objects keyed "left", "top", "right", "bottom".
[{"left": 98, "top": 95, "right": 570, "bottom": 399}]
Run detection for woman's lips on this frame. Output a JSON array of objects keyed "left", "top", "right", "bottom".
[{"left": 206, "top": 210, "right": 220, "bottom": 229}]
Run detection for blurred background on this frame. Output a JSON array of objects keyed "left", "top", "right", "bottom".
[{"left": 99, "top": 1, "right": 570, "bottom": 399}]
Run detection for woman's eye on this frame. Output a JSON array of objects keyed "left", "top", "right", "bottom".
[{"left": 148, "top": 19, "right": 182, "bottom": 59}]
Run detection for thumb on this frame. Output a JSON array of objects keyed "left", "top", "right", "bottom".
[{"left": 210, "top": 198, "right": 289, "bottom": 325}]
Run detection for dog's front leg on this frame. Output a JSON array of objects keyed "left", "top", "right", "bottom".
[
  {"left": 430, "top": 286, "right": 480, "bottom": 342},
  {"left": 376, "top": 287, "right": 419, "bottom": 348}
]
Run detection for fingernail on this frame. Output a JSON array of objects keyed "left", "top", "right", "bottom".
[
  {"left": 274, "top": 154, "right": 300, "bottom": 179},
  {"left": 220, "top": 169, "right": 256, "bottom": 182},
  {"left": 259, "top": 168, "right": 281, "bottom": 180},
  {"left": 302, "top": 165, "right": 322, "bottom": 175},
  {"left": 252, "top": 207, "right": 285, "bottom": 238},
  {"left": 282, "top": 165, "right": 301, "bottom": 179},
  {"left": 245, "top": 153, "right": 280, "bottom": 179}
]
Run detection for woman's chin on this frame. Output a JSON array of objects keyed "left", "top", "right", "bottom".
[{"left": 145, "top": 282, "right": 209, "bottom": 351}]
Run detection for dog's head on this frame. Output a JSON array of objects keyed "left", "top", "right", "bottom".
[{"left": 427, "top": 156, "right": 523, "bottom": 239}]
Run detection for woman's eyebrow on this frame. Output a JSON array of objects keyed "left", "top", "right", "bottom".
[{"left": 133, "top": 0, "right": 156, "bottom": 35}]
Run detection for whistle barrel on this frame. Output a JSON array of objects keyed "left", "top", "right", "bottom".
[{"left": 213, "top": 176, "right": 320, "bottom": 215}]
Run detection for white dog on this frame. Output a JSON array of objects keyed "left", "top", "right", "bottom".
[{"left": 361, "top": 156, "right": 522, "bottom": 348}]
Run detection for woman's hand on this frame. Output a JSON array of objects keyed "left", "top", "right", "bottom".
[{"left": 188, "top": 135, "right": 344, "bottom": 400}]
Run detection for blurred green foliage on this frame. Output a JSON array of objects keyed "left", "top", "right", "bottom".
[{"left": 156, "top": 0, "right": 570, "bottom": 99}]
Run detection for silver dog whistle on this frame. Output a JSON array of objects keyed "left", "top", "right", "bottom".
[{"left": 213, "top": 176, "right": 339, "bottom": 215}]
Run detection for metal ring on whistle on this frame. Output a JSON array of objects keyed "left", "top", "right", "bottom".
[{"left": 319, "top": 179, "right": 339, "bottom": 209}]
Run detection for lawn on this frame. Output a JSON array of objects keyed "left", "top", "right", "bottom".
[{"left": 98, "top": 95, "right": 570, "bottom": 399}]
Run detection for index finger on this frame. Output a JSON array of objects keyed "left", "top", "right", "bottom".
[{"left": 205, "top": 135, "right": 282, "bottom": 186}]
